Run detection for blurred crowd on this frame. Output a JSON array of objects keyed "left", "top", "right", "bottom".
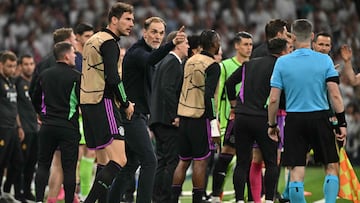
[{"left": 1, "top": 0, "right": 360, "bottom": 163}]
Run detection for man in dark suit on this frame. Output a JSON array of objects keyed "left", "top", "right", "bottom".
[{"left": 149, "top": 31, "right": 189, "bottom": 203}]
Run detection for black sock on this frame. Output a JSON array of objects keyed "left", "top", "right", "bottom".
[
  {"left": 192, "top": 188, "right": 204, "bottom": 203},
  {"left": 212, "top": 153, "right": 233, "bottom": 196},
  {"left": 171, "top": 185, "right": 182, "bottom": 203},
  {"left": 84, "top": 161, "right": 122, "bottom": 203}
]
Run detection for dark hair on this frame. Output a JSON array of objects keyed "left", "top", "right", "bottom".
[
  {"left": 233, "top": 31, "right": 253, "bottom": 43},
  {"left": 19, "top": 54, "right": 33, "bottom": 64},
  {"left": 53, "top": 27, "right": 73, "bottom": 44},
  {"left": 291, "top": 19, "right": 313, "bottom": 42},
  {"left": 144, "top": 16, "right": 166, "bottom": 30},
  {"left": 265, "top": 19, "right": 287, "bottom": 40},
  {"left": 75, "top": 23, "right": 94, "bottom": 35},
  {"left": 313, "top": 31, "right": 332, "bottom": 42},
  {"left": 187, "top": 35, "right": 200, "bottom": 56},
  {"left": 53, "top": 42, "right": 73, "bottom": 60},
  {"left": 108, "top": 2, "right": 134, "bottom": 23},
  {"left": 199, "top": 30, "right": 219, "bottom": 51},
  {"left": 0, "top": 51, "right": 17, "bottom": 64},
  {"left": 268, "top": 38, "right": 288, "bottom": 54}
]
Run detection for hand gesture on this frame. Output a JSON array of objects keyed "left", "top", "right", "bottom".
[
  {"left": 340, "top": 44, "right": 352, "bottom": 62},
  {"left": 172, "top": 26, "right": 187, "bottom": 45}
]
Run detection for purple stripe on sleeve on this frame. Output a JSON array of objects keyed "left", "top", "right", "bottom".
[
  {"left": 239, "top": 65, "right": 246, "bottom": 103},
  {"left": 41, "top": 92, "right": 46, "bottom": 114}
]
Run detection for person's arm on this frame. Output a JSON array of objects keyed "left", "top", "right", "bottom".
[
  {"left": 16, "top": 114, "right": 25, "bottom": 142},
  {"left": 225, "top": 64, "right": 243, "bottom": 108},
  {"left": 101, "top": 40, "right": 130, "bottom": 108},
  {"left": 267, "top": 87, "right": 281, "bottom": 142},
  {"left": 340, "top": 44, "right": 360, "bottom": 86},
  {"left": 31, "top": 74, "right": 43, "bottom": 115},
  {"left": 204, "top": 62, "right": 220, "bottom": 120},
  {"left": 327, "top": 79, "right": 347, "bottom": 141}
]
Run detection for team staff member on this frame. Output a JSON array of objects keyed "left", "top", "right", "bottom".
[
  {"left": 150, "top": 31, "right": 189, "bottom": 203},
  {"left": 29, "top": 27, "right": 79, "bottom": 203},
  {"left": 251, "top": 19, "right": 288, "bottom": 58},
  {"left": 32, "top": 42, "right": 81, "bottom": 203},
  {"left": 80, "top": 2, "right": 135, "bottom": 203},
  {"left": 0, "top": 51, "right": 24, "bottom": 202},
  {"left": 226, "top": 38, "right": 290, "bottom": 203},
  {"left": 268, "top": 19, "right": 346, "bottom": 203},
  {"left": 4, "top": 54, "right": 38, "bottom": 202},
  {"left": 109, "top": 17, "right": 186, "bottom": 203},
  {"left": 171, "top": 29, "right": 221, "bottom": 203},
  {"left": 211, "top": 31, "right": 253, "bottom": 202}
]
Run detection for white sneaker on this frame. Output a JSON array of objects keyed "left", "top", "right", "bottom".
[
  {"left": 2, "top": 192, "right": 21, "bottom": 203},
  {"left": 211, "top": 196, "right": 221, "bottom": 203}
]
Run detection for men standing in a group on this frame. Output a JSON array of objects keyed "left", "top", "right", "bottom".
[
  {"left": 80, "top": 2, "right": 135, "bottom": 203},
  {"left": 30, "top": 27, "right": 80, "bottom": 203},
  {"left": 32, "top": 41, "right": 81, "bottom": 203},
  {"left": 171, "top": 29, "right": 221, "bottom": 203},
  {"left": 226, "top": 38, "right": 290, "bottom": 203},
  {"left": 211, "top": 31, "right": 253, "bottom": 202},
  {"left": 268, "top": 19, "right": 346, "bottom": 203},
  {"left": 150, "top": 31, "right": 189, "bottom": 203},
  {"left": 0, "top": 51, "right": 25, "bottom": 203},
  {"left": 4, "top": 54, "right": 38, "bottom": 203},
  {"left": 108, "top": 17, "right": 186, "bottom": 203}
]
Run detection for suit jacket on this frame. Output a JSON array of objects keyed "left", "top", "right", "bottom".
[{"left": 149, "top": 53, "right": 183, "bottom": 127}]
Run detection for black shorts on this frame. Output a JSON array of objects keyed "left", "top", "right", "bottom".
[
  {"left": 178, "top": 117, "right": 212, "bottom": 160},
  {"left": 282, "top": 111, "right": 339, "bottom": 167},
  {"left": 223, "top": 119, "right": 236, "bottom": 148},
  {"left": 81, "top": 98, "right": 125, "bottom": 149}
]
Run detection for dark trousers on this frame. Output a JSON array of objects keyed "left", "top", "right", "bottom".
[
  {"left": 22, "top": 131, "right": 38, "bottom": 197},
  {"left": 233, "top": 114, "right": 278, "bottom": 201},
  {"left": 35, "top": 125, "right": 79, "bottom": 203},
  {"left": 152, "top": 123, "right": 179, "bottom": 203},
  {"left": 109, "top": 113, "right": 157, "bottom": 203},
  {"left": 3, "top": 130, "right": 24, "bottom": 196},
  {"left": 5, "top": 131, "right": 38, "bottom": 198}
]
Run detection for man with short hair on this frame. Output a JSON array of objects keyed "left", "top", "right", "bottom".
[
  {"left": 312, "top": 32, "right": 332, "bottom": 55},
  {"left": 171, "top": 29, "right": 221, "bottom": 203},
  {"left": 32, "top": 41, "right": 81, "bottom": 203},
  {"left": 4, "top": 54, "right": 38, "bottom": 202},
  {"left": 0, "top": 51, "right": 25, "bottom": 203},
  {"left": 150, "top": 31, "right": 189, "bottom": 203},
  {"left": 226, "top": 38, "right": 290, "bottom": 203},
  {"left": 268, "top": 19, "right": 346, "bottom": 203},
  {"left": 211, "top": 31, "right": 253, "bottom": 202},
  {"left": 108, "top": 17, "right": 186, "bottom": 203},
  {"left": 80, "top": 2, "right": 135, "bottom": 203},
  {"left": 251, "top": 19, "right": 288, "bottom": 59}
]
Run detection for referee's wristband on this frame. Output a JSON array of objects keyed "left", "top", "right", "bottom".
[
  {"left": 335, "top": 111, "right": 347, "bottom": 127},
  {"left": 268, "top": 123, "right": 277, "bottom": 128}
]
